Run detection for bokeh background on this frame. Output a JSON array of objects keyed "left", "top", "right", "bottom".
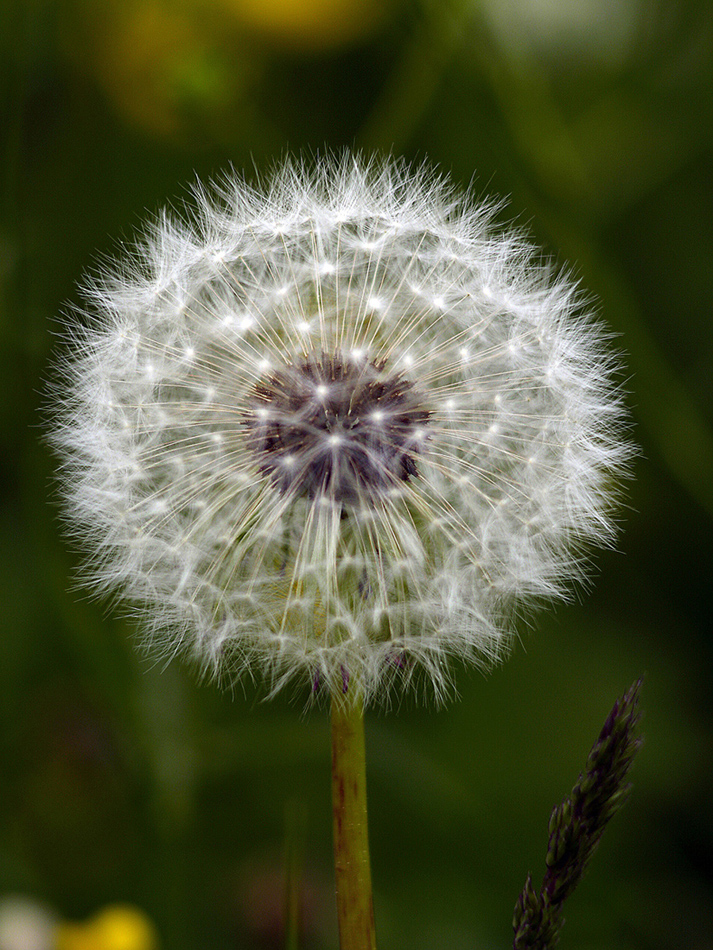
[{"left": 1, "top": 0, "right": 712, "bottom": 947}]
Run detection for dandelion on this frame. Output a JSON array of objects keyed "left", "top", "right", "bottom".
[
  {"left": 52, "top": 155, "right": 629, "bottom": 707},
  {"left": 52, "top": 154, "right": 632, "bottom": 950}
]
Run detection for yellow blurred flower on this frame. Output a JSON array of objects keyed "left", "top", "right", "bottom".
[
  {"left": 219, "top": 0, "right": 395, "bottom": 50},
  {"left": 55, "top": 906, "right": 158, "bottom": 950}
]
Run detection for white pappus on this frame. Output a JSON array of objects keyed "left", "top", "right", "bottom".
[{"left": 51, "top": 155, "right": 631, "bottom": 705}]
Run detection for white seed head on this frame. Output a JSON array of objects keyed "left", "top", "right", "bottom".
[{"left": 51, "top": 155, "right": 631, "bottom": 705}]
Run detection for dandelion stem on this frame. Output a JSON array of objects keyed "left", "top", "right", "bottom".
[{"left": 331, "top": 691, "right": 377, "bottom": 950}]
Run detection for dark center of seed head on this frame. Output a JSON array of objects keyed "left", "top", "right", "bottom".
[{"left": 245, "top": 353, "right": 430, "bottom": 504}]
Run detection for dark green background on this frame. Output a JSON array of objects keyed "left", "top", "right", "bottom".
[{"left": 2, "top": 0, "right": 711, "bottom": 947}]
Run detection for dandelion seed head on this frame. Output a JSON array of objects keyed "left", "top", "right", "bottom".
[{"left": 51, "top": 154, "right": 631, "bottom": 706}]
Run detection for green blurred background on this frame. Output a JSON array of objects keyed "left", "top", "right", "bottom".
[{"left": 1, "top": 0, "right": 712, "bottom": 947}]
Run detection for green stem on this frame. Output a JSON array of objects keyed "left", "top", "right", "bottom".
[{"left": 331, "top": 691, "right": 377, "bottom": 950}]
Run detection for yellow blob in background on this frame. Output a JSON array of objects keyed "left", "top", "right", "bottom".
[
  {"left": 55, "top": 905, "right": 159, "bottom": 950},
  {"left": 220, "top": 0, "right": 391, "bottom": 50}
]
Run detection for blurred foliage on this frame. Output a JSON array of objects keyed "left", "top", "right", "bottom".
[{"left": 1, "top": 0, "right": 712, "bottom": 948}]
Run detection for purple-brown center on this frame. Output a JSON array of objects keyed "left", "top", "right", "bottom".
[{"left": 245, "top": 353, "right": 430, "bottom": 504}]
